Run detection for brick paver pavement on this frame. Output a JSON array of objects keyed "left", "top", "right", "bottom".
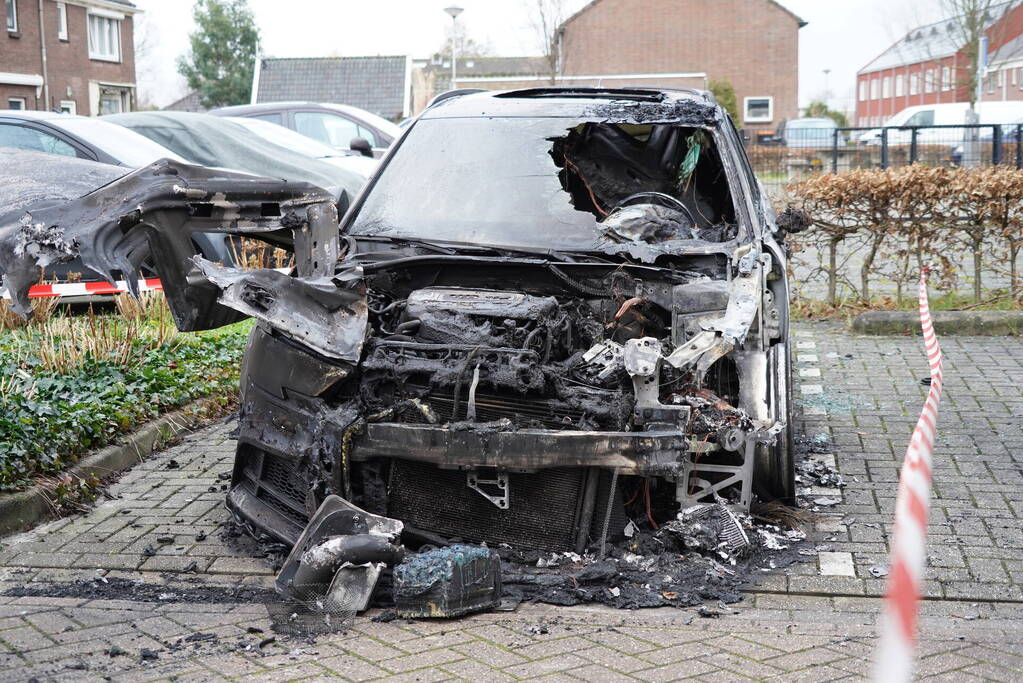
[{"left": 0, "top": 321, "right": 1019, "bottom": 681}]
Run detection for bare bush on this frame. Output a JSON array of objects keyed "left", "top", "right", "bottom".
[{"left": 788, "top": 165, "right": 1023, "bottom": 305}]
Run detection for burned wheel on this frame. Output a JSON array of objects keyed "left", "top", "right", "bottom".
[{"left": 756, "top": 341, "right": 795, "bottom": 502}]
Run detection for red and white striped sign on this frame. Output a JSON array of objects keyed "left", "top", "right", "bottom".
[
  {"left": 1, "top": 278, "right": 164, "bottom": 301},
  {"left": 874, "top": 271, "right": 944, "bottom": 682}
]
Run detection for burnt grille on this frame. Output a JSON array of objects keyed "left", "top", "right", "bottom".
[
  {"left": 387, "top": 460, "right": 626, "bottom": 551},
  {"left": 237, "top": 447, "right": 309, "bottom": 527}
]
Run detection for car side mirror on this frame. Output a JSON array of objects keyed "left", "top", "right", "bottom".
[{"left": 350, "top": 137, "right": 373, "bottom": 158}]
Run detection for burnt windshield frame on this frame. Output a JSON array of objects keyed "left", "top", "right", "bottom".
[{"left": 340, "top": 115, "right": 753, "bottom": 256}]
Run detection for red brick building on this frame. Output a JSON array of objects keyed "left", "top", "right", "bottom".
[
  {"left": 444, "top": 1, "right": 803, "bottom": 128},
  {"left": 2, "top": 0, "right": 138, "bottom": 116},
  {"left": 556, "top": 0, "right": 804, "bottom": 128},
  {"left": 855, "top": 1, "right": 1023, "bottom": 126}
]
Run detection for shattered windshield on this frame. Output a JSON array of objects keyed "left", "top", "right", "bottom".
[{"left": 347, "top": 117, "right": 739, "bottom": 253}]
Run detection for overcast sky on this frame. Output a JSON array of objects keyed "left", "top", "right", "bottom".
[{"left": 134, "top": 0, "right": 946, "bottom": 111}]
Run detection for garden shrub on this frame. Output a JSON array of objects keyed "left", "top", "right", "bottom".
[{"left": 0, "top": 296, "right": 248, "bottom": 490}]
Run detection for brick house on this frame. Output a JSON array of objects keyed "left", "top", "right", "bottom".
[
  {"left": 556, "top": 0, "right": 804, "bottom": 128},
  {"left": 855, "top": 1, "right": 1023, "bottom": 126},
  {"left": 2, "top": 0, "right": 139, "bottom": 116}
]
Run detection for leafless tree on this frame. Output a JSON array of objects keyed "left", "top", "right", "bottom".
[
  {"left": 941, "top": 0, "right": 1004, "bottom": 108},
  {"left": 525, "top": 0, "right": 566, "bottom": 83},
  {"left": 133, "top": 13, "right": 161, "bottom": 109},
  {"left": 437, "top": 21, "right": 492, "bottom": 60}
]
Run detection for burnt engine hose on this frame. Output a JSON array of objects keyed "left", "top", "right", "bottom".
[{"left": 293, "top": 534, "right": 405, "bottom": 590}]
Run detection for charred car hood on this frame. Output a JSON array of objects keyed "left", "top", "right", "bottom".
[{"left": 0, "top": 151, "right": 367, "bottom": 362}]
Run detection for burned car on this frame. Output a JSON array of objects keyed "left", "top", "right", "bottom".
[{"left": 1, "top": 88, "right": 793, "bottom": 557}]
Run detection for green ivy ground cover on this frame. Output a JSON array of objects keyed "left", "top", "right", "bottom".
[{"left": 0, "top": 320, "right": 250, "bottom": 490}]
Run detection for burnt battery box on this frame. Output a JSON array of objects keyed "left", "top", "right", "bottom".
[{"left": 393, "top": 545, "right": 502, "bottom": 618}]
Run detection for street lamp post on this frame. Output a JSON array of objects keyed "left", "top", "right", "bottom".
[{"left": 444, "top": 6, "right": 464, "bottom": 89}]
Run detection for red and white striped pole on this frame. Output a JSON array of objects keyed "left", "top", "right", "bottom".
[{"left": 874, "top": 270, "right": 944, "bottom": 682}]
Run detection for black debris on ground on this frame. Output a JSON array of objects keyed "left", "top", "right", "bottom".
[
  {"left": 796, "top": 459, "right": 846, "bottom": 489},
  {"left": 496, "top": 504, "right": 809, "bottom": 610}
]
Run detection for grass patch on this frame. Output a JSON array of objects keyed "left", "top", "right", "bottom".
[
  {"left": 792, "top": 289, "right": 1023, "bottom": 321},
  {"left": 0, "top": 293, "right": 250, "bottom": 491}
]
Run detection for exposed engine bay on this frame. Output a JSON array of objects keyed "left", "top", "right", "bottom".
[{"left": 228, "top": 236, "right": 788, "bottom": 557}]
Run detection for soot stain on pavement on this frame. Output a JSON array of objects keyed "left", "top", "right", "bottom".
[
  {"left": 3, "top": 576, "right": 278, "bottom": 604},
  {"left": 2, "top": 578, "right": 323, "bottom": 677}
]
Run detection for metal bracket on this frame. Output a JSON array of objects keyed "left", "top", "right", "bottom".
[
  {"left": 675, "top": 438, "right": 755, "bottom": 510},
  {"left": 466, "top": 468, "right": 509, "bottom": 509}
]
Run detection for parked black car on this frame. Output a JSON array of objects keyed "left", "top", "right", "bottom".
[
  {"left": 209, "top": 102, "right": 400, "bottom": 158},
  {"left": 1, "top": 88, "right": 794, "bottom": 555}
]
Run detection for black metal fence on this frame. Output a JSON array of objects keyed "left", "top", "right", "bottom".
[{"left": 745, "top": 124, "right": 1023, "bottom": 194}]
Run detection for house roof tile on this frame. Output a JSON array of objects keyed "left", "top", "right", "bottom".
[{"left": 255, "top": 56, "right": 409, "bottom": 120}]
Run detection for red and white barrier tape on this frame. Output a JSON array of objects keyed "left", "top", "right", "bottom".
[
  {"left": 1, "top": 278, "right": 164, "bottom": 301},
  {"left": 874, "top": 270, "right": 944, "bottom": 682}
]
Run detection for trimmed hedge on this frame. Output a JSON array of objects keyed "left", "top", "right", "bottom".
[{"left": 787, "top": 165, "right": 1023, "bottom": 305}]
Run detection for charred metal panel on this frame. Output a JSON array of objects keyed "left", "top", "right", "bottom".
[
  {"left": 0, "top": 158, "right": 343, "bottom": 329},
  {"left": 196, "top": 259, "right": 367, "bottom": 362},
  {"left": 352, "top": 423, "right": 708, "bottom": 475}
]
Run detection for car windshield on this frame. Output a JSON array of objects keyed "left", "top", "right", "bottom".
[
  {"left": 227, "top": 116, "right": 342, "bottom": 158},
  {"left": 347, "top": 116, "right": 738, "bottom": 253},
  {"left": 56, "top": 116, "right": 184, "bottom": 167}
]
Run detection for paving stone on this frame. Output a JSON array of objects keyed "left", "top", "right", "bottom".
[{"left": 0, "top": 324, "right": 1017, "bottom": 680}]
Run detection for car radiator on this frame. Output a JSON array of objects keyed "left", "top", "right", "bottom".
[{"left": 387, "top": 460, "right": 626, "bottom": 552}]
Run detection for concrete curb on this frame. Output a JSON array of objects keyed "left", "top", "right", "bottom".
[
  {"left": 0, "top": 397, "right": 223, "bottom": 537},
  {"left": 851, "top": 310, "right": 1023, "bottom": 336}
]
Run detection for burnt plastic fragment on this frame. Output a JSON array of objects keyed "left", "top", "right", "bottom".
[
  {"left": 271, "top": 496, "right": 404, "bottom": 634},
  {"left": 393, "top": 545, "right": 502, "bottom": 618}
]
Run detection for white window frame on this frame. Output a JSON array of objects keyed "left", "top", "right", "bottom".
[
  {"left": 58, "top": 99, "right": 75, "bottom": 114},
  {"left": 941, "top": 66, "right": 951, "bottom": 91},
  {"left": 743, "top": 96, "right": 773, "bottom": 123},
  {"left": 87, "top": 13, "right": 121, "bottom": 62},
  {"left": 858, "top": 80, "right": 867, "bottom": 101},
  {"left": 1018, "top": 67, "right": 1023, "bottom": 89},
  {"left": 910, "top": 72, "right": 920, "bottom": 95},
  {"left": 6, "top": 0, "right": 17, "bottom": 32},
  {"left": 882, "top": 76, "right": 892, "bottom": 98},
  {"left": 7, "top": 97, "right": 26, "bottom": 110},
  {"left": 925, "top": 70, "right": 935, "bottom": 93},
  {"left": 870, "top": 78, "right": 879, "bottom": 99},
  {"left": 895, "top": 74, "right": 905, "bottom": 97},
  {"left": 56, "top": 2, "right": 67, "bottom": 40}
]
